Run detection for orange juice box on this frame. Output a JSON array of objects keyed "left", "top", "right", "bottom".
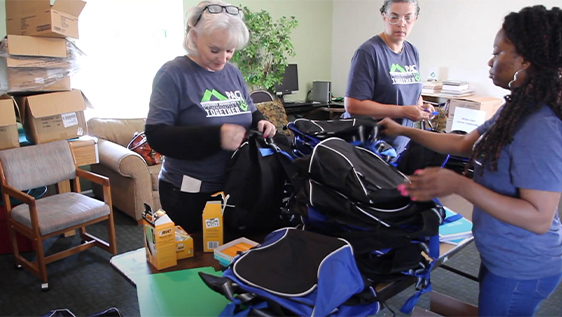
[{"left": 175, "top": 225, "right": 194, "bottom": 260}]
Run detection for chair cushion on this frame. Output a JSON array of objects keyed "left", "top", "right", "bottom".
[
  {"left": 255, "top": 100, "right": 292, "bottom": 136},
  {"left": 11, "top": 193, "right": 110, "bottom": 236}
]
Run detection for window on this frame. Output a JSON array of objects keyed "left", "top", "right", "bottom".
[{"left": 74, "top": 0, "right": 185, "bottom": 119}]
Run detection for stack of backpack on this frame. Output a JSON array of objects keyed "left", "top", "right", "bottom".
[{"left": 209, "top": 117, "right": 448, "bottom": 316}]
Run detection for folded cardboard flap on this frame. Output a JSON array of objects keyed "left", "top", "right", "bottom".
[
  {"left": 0, "top": 95, "right": 17, "bottom": 126},
  {"left": 52, "top": 0, "right": 87, "bottom": 17}
]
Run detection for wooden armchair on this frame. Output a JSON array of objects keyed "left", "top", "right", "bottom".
[{"left": 0, "top": 140, "right": 117, "bottom": 290}]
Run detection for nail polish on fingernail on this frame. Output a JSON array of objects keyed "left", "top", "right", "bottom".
[{"left": 397, "top": 184, "right": 405, "bottom": 191}]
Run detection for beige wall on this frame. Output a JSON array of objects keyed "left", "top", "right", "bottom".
[
  {"left": 183, "top": 0, "right": 334, "bottom": 102},
  {"left": 331, "top": 0, "right": 562, "bottom": 99}
]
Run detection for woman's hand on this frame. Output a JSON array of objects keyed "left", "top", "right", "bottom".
[
  {"left": 379, "top": 117, "right": 405, "bottom": 137},
  {"left": 220, "top": 124, "right": 247, "bottom": 151},
  {"left": 421, "top": 103, "right": 436, "bottom": 118},
  {"left": 397, "top": 167, "right": 467, "bottom": 201},
  {"left": 402, "top": 105, "right": 431, "bottom": 121},
  {"left": 257, "top": 120, "right": 277, "bottom": 138}
]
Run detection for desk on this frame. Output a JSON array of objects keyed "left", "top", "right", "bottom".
[
  {"left": 283, "top": 101, "right": 344, "bottom": 117},
  {"left": 111, "top": 194, "right": 473, "bottom": 288}
]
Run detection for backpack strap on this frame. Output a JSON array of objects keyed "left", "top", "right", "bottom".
[{"left": 399, "top": 198, "right": 444, "bottom": 314}]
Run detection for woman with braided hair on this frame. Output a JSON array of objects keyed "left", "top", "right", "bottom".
[{"left": 380, "top": 5, "right": 562, "bottom": 316}]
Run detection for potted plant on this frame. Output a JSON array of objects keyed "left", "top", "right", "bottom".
[{"left": 231, "top": 6, "right": 298, "bottom": 93}]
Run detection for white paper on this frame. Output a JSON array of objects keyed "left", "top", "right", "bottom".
[
  {"left": 61, "top": 112, "right": 78, "bottom": 128},
  {"left": 180, "top": 174, "right": 202, "bottom": 193},
  {"left": 451, "top": 107, "right": 486, "bottom": 133}
]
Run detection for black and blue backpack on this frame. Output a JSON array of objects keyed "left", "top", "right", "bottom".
[
  {"left": 212, "top": 118, "right": 448, "bottom": 315},
  {"left": 200, "top": 228, "right": 382, "bottom": 317},
  {"left": 222, "top": 131, "right": 299, "bottom": 234},
  {"left": 286, "top": 117, "right": 396, "bottom": 160}
]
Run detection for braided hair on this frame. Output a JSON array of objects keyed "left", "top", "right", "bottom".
[{"left": 469, "top": 5, "right": 562, "bottom": 172}]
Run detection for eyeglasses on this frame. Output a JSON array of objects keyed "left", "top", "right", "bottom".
[
  {"left": 194, "top": 4, "right": 241, "bottom": 27},
  {"left": 385, "top": 13, "right": 416, "bottom": 25}
]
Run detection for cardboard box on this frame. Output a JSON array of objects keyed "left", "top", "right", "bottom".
[
  {"left": 6, "top": 0, "right": 87, "bottom": 39},
  {"left": 143, "top": 206, "right": 177, "bottom": 270},
  {"left": 445, "top": 96, "right": 503, "bottom": 133},
  {"left": 175, "top": 226, "right": 194, "bottom": 260},
  {"left": 16, "top": 89, "right": 87, "bottom": 144},
  {"left": 0, "top": 65, "right": 72, "bottom": 93},
  {"left": 203, "top": 200, "right": 223, "bottom": 252},
  {"left": 0, "top": 95, "right": 20, "bottom": 150},
  {"left": 68, "top": 136, "right": 99, "bottom": 166},
  {"left": 214, "top": 237, "right": 258, "bottom": 267},
  {"left": 4, "top": 35, "right": 75, "bottom": 69}
]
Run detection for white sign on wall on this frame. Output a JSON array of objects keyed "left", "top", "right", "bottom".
[{"left": 451, "top": 107, "right": 487, "bottom": 133}]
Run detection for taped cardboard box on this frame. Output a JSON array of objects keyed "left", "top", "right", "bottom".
[
  {"left": 445, "top": 96, "right": 503, "bottom": 133},
  {"left": 16, "top": 89, "right": 87, "bottom": 144},
  {"left": 6, "top": 0, "right": 87, "bottom": 39},
  {"left": 2, "top": 35, "right": 78, "bottom": 69},
  {"left": 0, "top": 95, "right": 19, "bottom": 150},
  {"left": 0, "top": 66, "right": 72, "bottom": 94},
  {"left": 143, "top": 205, "right": 177, "bottom": 270}
]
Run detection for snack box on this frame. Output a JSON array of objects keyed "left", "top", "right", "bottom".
[
  {"left": 175, "top": 226, "right": 194, "bottom": 260},
  {"left": 213, "top": 237, "right": 259, "bottom": 267}
]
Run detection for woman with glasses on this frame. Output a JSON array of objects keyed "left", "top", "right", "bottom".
[
  {"left": 343, "top": 0, "right": 432, "bottom": 156},
  {"left": 380, "top": 5, "right": 562, "bottom": 316},
  {"left": 145, "top": 0, "right": 276, "bottom": 233}
]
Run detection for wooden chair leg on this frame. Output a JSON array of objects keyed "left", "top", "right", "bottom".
[
  {"left": 108, "top": 215, "right": 117, "bottom": 254},
  {"left": 35, "top": 239, "right": 49, "bottom": 291},
  {"left": 7, "top": 223, "right": 21, "bottom": 266}
]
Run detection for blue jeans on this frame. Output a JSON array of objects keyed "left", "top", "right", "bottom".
[{"left": 478, "top": 264, "right": 562, "bottom": 316}]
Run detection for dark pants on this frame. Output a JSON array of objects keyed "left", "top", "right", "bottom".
[{"left": 158, "top": 179, "right": 211, "bottom": 233}]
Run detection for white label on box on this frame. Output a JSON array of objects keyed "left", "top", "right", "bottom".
[
  {"left": 61, "top": 112, "right": 78, "bottom": 128},
  {"left": 451, "top": 107, "right": 486, "bottom": 133},
  {"left": 205, "top": 217, "right": 221, "bottom": 228}
]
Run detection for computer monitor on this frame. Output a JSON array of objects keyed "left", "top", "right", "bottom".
[{"left": 274, "top": 64, "right": 299, "bottom": 95}]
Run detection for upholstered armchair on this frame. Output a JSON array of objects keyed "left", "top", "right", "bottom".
[{"left": 87, "top": 118, "right": 161, "bottom": 224}]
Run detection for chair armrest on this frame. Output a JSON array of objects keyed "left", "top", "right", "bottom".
[
  {"left": 76, "top": 168, "right": 110, "bottom": 187},
  {"left": 1, "top": 184, "right": 35, "bottom": 206},
  {"left": 96, "top": 139, "right": 150, "bottom": 178}
]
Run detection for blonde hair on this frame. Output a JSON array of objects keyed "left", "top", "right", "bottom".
[{"left": 184, "top": 0, "right": 249, "bottom": 56}]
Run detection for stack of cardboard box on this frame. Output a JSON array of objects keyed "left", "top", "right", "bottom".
[{"left": 0, "top": 0, "right": 89, "bottom": 148}]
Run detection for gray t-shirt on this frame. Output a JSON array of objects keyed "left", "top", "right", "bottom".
[
  {"left": 146, "top": 56, "right": 256, "bottom": 192},
  {"left": 474, "top": 105, "right": 562, "bottom": 279},
  {"left": 344, "top": 35, "right": 422, "bottom": 155}
]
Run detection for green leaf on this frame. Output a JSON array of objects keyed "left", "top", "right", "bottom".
[{"left": 231, "top": 5, "right": 299, "bottom": 93}]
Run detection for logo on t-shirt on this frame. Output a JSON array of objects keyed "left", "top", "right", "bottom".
[
  {"left": 200, "top": 89, "right": 250, "bottom": 117},
  {"left": 389, "top": 63, "right": 421, "bottom": 85}
]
